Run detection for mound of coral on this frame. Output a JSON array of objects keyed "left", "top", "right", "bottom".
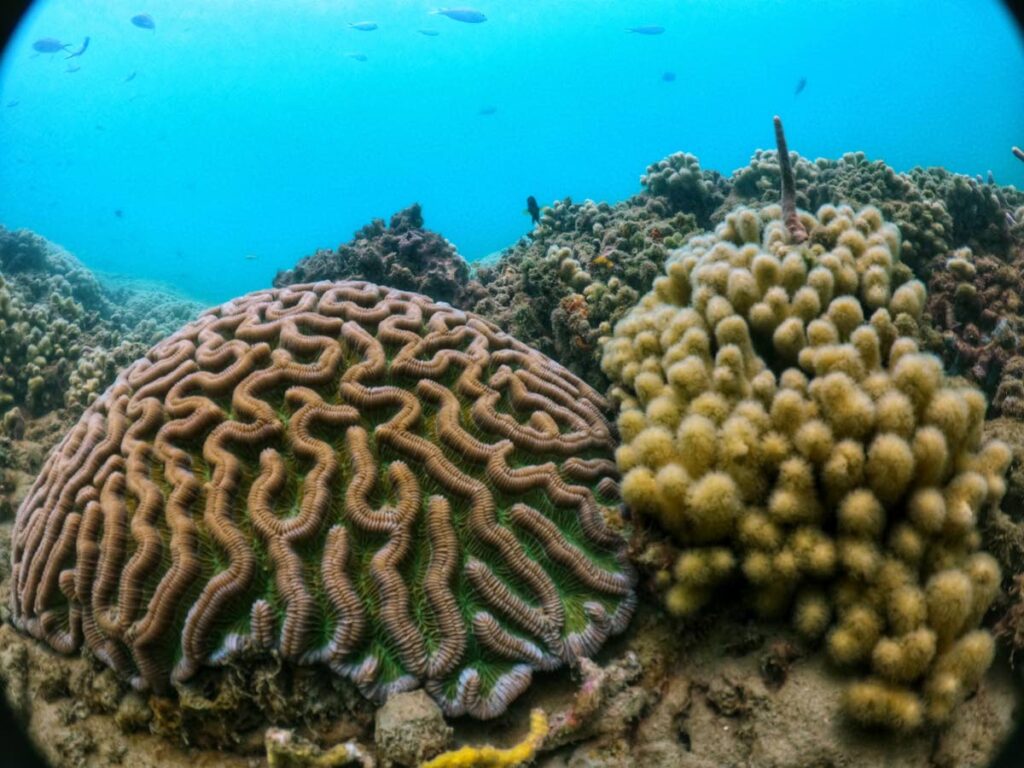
[
  {"left": 473, "top": 149, "right": 1024, "bottom": 404},
  {"left": 923, "top": 245, "right": 1024, "bottom": 419},
  {"left": 716, "top": 150, "right": 1024, "bottom": 277},
  {"left": 602, "top": 202, "right": 1010, "bottom": 730},
  {"left": 273, "top": 204, "right": 485, "bottom": 309},
  {"left": 11, "top": 280, "right": 635, "bottom": 721},
  {"left": 0, "top": 226, "right": 201, "bottom": 420},
  {"left": 470, "top": 194, "right": 705, "bottom": 388}
]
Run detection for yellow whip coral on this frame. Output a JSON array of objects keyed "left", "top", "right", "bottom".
[
  {"left": 421, "top": 708, "right": 548, "bottom": 768},
  {"left": 601, "top": 196, "right": 1010, "bottom": 730}
]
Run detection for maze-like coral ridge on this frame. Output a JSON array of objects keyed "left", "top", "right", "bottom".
[{"left": 11, "top": 281, "right": 635, "bottom": 719}]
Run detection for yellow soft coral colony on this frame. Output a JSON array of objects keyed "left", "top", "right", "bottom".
[
  {"left": 421, "top": 709, "right": 548, "bottom": 768},
  {"left": 601, "top": 201, "right": 1011, "bottom": 731}
]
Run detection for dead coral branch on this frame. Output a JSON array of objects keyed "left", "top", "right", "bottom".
[{"left": 773, "top": 115, "right": 808, "bottom": 243}]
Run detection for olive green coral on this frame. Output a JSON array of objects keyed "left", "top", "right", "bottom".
[
  {"left": 11, "top": 281, "right": 635, "bottom": 720},
  {"left": 601, "top": 204, "right": 1009, "bottom": 730}
]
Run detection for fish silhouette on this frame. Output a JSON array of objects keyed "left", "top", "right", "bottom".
[
  {"left": 32, "top": 38, "right": 70, "bottom": 53},
  {"left": 526, "top": 196, "right": 541, "bottom": 225},
  {"left": 345, "top": 52, "right": 368, "bottom": 62},
  {"left": 627, "top": 26, "right": 665, "bottom": 35},
  {"left": 478, "top": 105, "right": 497, "bottom": 116},
  {"left": 662, "top": 71, "right": 676, "bottom": 82},
  {"left": 431, "top": 9, "right": 487, "bottom": 23},
  {"left": 419, "top": 29, "right": 441, "bottom": 36},
  {"left": 66, "top": 37, "right": 89, "bottom": 59},
  {"left": 349, "top": 21, "right": 378, "bottom": 31},
  {"left": 795, "top": 77, "right": 807, "bottom": 95},
  {"left": 131, "top": 14, "right": 155, "bottom": 30}
]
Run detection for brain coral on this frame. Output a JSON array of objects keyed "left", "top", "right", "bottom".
[
  {"left": 602, "top": 204, "right": 1010, "bottom": 730},
  {"left": 10, "top": 281, "right": 634, "bottom": 719}
]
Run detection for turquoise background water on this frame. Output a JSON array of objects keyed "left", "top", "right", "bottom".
[{"left": 1, "top": 0, "right": 1022, "bottom": 304}]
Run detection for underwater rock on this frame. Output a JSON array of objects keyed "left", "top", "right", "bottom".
[
  {"left": 374, "top": 689, "right": 452, "bottom": 767},
  {"left": 273, "top": 203, "right": 485, "bottom": 309},
  {"left": 602, "top": 203, "right": 1010, "bottom": 730},
  {"left": 10, "top": 280, "right": 635, "bottom": 720}
]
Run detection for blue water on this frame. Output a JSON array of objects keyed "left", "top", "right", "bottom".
[{"left": 1, "top": 0, "right": 1022, "bottom": 304}]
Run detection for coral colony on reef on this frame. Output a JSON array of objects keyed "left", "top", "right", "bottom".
[
  {"left": 10, "top": 281, "right": 635, "bottom": 720},
  {"left": 0, "top": 226, "right": 201, "bottom": 418},
  {"left": 601, "top": 119, "right": 1012, "bottom": 731}
]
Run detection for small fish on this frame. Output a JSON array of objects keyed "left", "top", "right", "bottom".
[
  {"left": 794, "top": 76, "right": 807, "bottom": 95},
  {"left": 526, "top": 196, "right": 540, "bottom": 225},
  {"left": 131, "top": 14, "right": 155, "bottom": 30},
  {"left": 349, "top": 21, "right": 378, "bottom": 31},
  {"left": 33, "top": 38, "right": 70, "bottom": 53},
  {"left": 65, "top": 64, "right": 80, "bottom": 73},
  {"left": 6, "top": 100, "right": 19, "bottom": 108},
  {"left": 66, "top": 36, "right": 89, "bottom": 59},
  {"left": 124, "top": 71, "right": 137, "bottom": 82},
  {"left": 345, "top": 52, "right": 368, "bottom": 61},
  {"left": 244, "top": 253, "right": 258, "bottom": 261},
  {"left": 431, "top": 8, "right": 487, "bottom": 23},
  {"left": 419, "top": 29, "right": 440, "bottom": 36},
  {"left": 114, "top": 209, "right": 124, "bottom": 218},
  {"left": 627, "top": 26, "right": 664, "bottom": 35},
  {"left": 478, "top": 105, "right": 497, "bottom": 115},
  {"left": 661, "top": 71, "right": 676, "bottom": 82}
]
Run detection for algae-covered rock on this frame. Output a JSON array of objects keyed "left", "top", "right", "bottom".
[{"left": 375, "top": 689, "right": 452, "bottom": 767}]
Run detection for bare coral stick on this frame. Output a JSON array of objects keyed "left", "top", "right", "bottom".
[
  {"left": 1013, "top": 146, "right": 1024, "bottom": 163},
  {"left": 773, "top": 115, "right": 808, "bottom": 243}
]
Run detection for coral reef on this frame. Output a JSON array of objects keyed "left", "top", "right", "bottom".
[
  {"left": 601, "top": 202, "right": 1010, "bottom": 730},
  {"left": 716, "top": 150, "right": 1024, "bottom": 278},
  {"left": 471, "top": 195, "right": 702, "bottom": 390},
  {"left": 10, "top": 280, "right": 635, "bottom": 721},
  {"left": 923, "top": 245, "right": 1024, "bottom": 418},
  {"left": 469, "top": 145, "right": 1024, "bottom": 397},
  {"left": 273, "top": 204, "right": 485, "bottom": 308},
  {"left": 638, "top": 152, "right": 727, "bottom": 226},
  {"left": 0, "top": 226, "right": 201, "bottom": 418}
]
